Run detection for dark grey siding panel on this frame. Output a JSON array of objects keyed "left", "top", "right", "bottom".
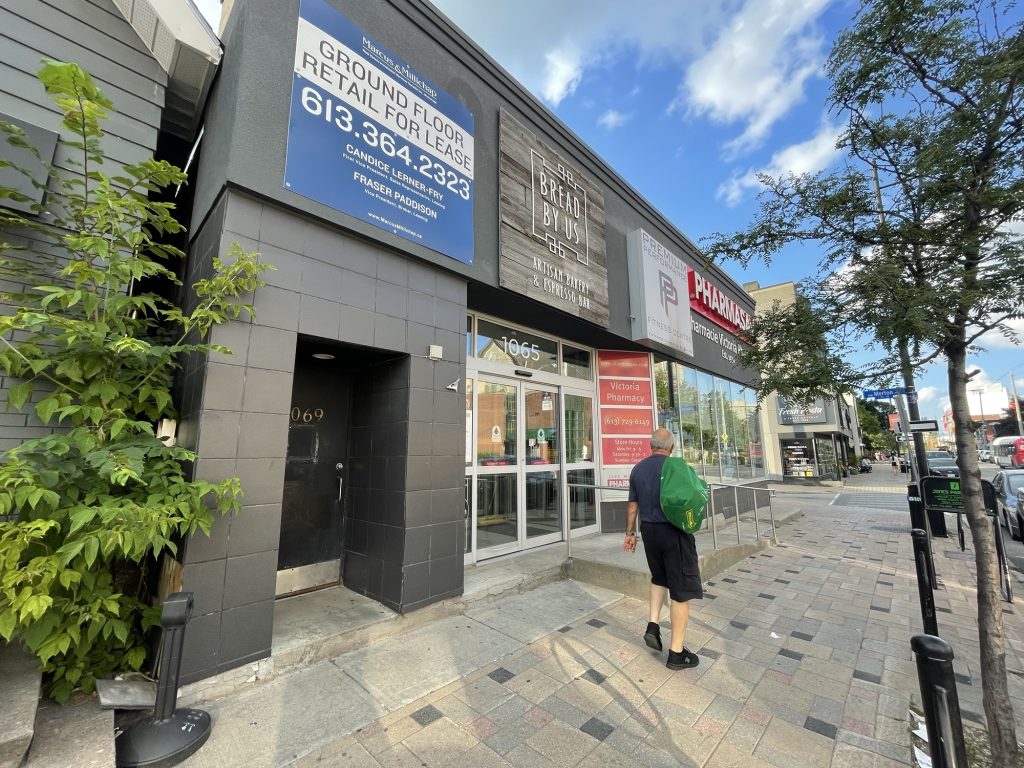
[
  {"left": 2, "top": 46, "right": 163, "bottom": 136},
  {"left": 4, "top": 0, "right": 165, "bottom": 85},
  {"left": 0, "top": 0, "right": 166, "bottom": 450}
]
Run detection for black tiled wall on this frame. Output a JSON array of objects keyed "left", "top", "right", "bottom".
[{"left": 177, "top": 191, "right": 467, "bottom": 683}]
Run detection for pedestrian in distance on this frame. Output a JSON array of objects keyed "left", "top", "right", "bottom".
[
  {"left": 891, "top": 452, "right": 899, "bottom": 475},
  {"left": 623, "top": 428, "right": 702, "bottom": 670}
]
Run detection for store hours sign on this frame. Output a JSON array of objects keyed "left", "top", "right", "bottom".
[{"left": 285, "top": 0, "right": 474, "bottom": 263}]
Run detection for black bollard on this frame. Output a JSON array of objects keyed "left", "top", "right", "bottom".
[
  {"left": 116, "top": 592, "right": 212, "bottom": 767},
  {"left": 911, "top": 529, "right": 939, "bottom": 637},
  {"left": 911, "top": 635, "right": 967, "bottom": 768},
  {"left": 991, "top": 512, "right": 1013, "bottom": 603}
]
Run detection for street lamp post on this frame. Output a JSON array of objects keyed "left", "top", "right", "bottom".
[{"left": 1012, "top": 373, "right": 1024, "bottom": 437}]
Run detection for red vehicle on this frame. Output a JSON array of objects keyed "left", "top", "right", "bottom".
[{"left": 993, "top": 436, "right": 1024, "bottom": 469}]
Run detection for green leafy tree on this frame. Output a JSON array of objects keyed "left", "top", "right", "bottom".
[
  {"left": 706, "top": 1, "right": 1023, "bottom": 761},
  {"left": 857, "top": 398, "right": 897, "bottom": 453},
  {"left": 0, "top": 62, "right": 269, "bottom": 701}
]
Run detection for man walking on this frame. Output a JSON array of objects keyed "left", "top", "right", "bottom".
[{"left": 623, "top": 428, "right": 702, "bottom": 670}]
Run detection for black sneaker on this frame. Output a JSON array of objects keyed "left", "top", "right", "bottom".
[
  {"left": 666, "top": 648, "right": 699, "bottom": 670},
  {"left": 643, "top": 622, "right": 662, "bottom": 652}
]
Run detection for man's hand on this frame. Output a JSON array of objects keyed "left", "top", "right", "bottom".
[{"left": 623, "top": 533, "right": 636, "bottom": 553}]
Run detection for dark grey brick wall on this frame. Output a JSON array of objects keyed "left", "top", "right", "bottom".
[{"left": 178, "top": 191, "right": 466, "bottom": 682}]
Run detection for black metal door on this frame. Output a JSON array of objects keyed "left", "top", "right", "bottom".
[{"left": 277, "top": 355, "right": 352, "bottom": 595}]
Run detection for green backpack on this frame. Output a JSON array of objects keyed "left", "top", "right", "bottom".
[{"left": 660, "top": 457, "right": 710, "bottom": 534}]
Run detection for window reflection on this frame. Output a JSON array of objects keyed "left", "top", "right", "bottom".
[
  {"left": 562, "top": 345, "right": 593, "bottom": 380},
  {"left": 476, "top": 319, "right": 557, "bottom": 373},
  {"left": 653, "top": 361, "right": 767, "bottom": 482},
  {"left": 476, "top": 381, "right": 516, "bottom": 466},
  {"left": 564, "top": 394, "right": 594, "bottom": 463}
]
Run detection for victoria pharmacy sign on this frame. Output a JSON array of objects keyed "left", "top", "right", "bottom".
[{"left": 285, "top": 0, "right": 474, "bottom": 263}]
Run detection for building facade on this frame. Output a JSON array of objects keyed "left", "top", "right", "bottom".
[
  {"left": 744, "top": 281, "right": 862, "bottom": 482},
  {"left": 2, "top": 0, "right": 766, "bottom": 685}
]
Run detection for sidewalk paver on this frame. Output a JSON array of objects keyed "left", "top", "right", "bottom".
[{"left": 177, "top": 491, "right": 1024, "bottom": 767}]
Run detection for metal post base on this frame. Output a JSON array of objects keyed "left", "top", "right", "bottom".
[{"left": 116, "top": 709, "right": 212, "bottom": 768}]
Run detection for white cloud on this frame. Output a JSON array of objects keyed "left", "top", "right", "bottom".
[
  {"left": 542, "top": 48, "right": 585, "bottom": 105},
  {"left": 918, "top": 386, "right": 941, "bottom": 405},
  {"left": 716, "top": 118, "right": 841, "bottom": 205},
  {"left": 431, "top": 0, "right": 723, "bottom": 107},
  {"left": 677, "top": 0, "right": 830, "bottom": 154},
  {"left": 597, "top": 109, "right": 631, "bottom": 129},
  {"left": 977, "top": 317, "right": 1024, "bottom": 350},
  {"left": 431, "top": 0, "right": 828, "bottom": 144}
]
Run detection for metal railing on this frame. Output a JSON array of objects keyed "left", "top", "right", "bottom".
[{"left": 565, "top": 482, "right": 777, "bottom": 560}]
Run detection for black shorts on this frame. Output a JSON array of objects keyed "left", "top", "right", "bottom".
[{"left": 640, "top": 521, "right": 703, "bottom": 602}]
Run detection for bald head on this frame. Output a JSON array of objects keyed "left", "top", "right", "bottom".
[{"left": 650, "top": 428, "right": 674, "bottom": 454}]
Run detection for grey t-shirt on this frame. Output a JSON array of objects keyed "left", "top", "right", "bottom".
[{"left": 628, "top": 454, "right": 669, "bottom": 525}]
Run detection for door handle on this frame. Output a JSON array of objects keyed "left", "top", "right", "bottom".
[{"left": 336, "top": 463, "right": 344, "bottom": 500}]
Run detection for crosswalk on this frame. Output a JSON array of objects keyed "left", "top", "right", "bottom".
[{"left": 830, "top": 491, "right": 909, "bottom": 512}]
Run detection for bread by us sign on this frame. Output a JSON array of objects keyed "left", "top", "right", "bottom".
[{"left": 498, "top": 109, "right": 609, "bottom": 327}]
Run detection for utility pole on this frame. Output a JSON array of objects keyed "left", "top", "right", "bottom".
[
  {"left": 1012, "top": 373, "right": 1024, "bottom": 436},
  {"left": 971, "top": 388, "right": 987, "bottom": 448}
]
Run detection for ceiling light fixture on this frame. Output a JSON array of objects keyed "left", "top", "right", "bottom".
[{"left": 312, "top": 353, "right": 335, "bottom": 360}]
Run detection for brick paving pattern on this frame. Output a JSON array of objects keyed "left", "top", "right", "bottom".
[{"left": 292, "top": 501, "right": 1024, "bottom": 767}]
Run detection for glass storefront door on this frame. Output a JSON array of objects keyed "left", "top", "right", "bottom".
[
  {"left": 466, "top": 377, "right": 587, "bottom": 560},
  {"left": 475, "top": 379, "right": 519, "bottom": 556},
  {"left": 524, "top": 387, "right": 561, "bottom": 546}
]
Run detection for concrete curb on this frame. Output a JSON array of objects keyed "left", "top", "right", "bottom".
[{"left": 569, "top": 538, "right": 775, "bottom": 602}]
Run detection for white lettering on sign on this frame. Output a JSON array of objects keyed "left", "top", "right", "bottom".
[
  {"left": 529, "top": 255, "right": 593, "bottom": 310},
  {"left": 691, "top": 319, "right": 742, "bottom": 364},
  {"left": 530, "top": 151, "right": 589, "bottom": 265},
  {"left": 688, "top": 271, "right": 751, "bottom": 334},
  {"left": 295, "top": 18, "right": 474, "bottom": 178}
]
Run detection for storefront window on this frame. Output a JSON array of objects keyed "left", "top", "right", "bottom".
[
  {"left": 654, "top": 361, "right": 681, "bottom": 456},
  {"left": 564, "top": 394, "right": 594, "bottom": 463},
  {"left": 476, "top": 319, "right": 558, "bottom": 373},
  {"left": 782, "top": 439, "right": 815, "bottom": 477},
  {"left": 677, "top": 366, "right": 702, "bottom": 469},
  {"left": 745, "top": 387, "right": 765, "bottom": 477},
  {"left": 562, "top": 344, "right": 593, "bottom": 380},
  {"left": 465, "top": 378, "right": 473, "bottom": 467},
  {"left": 695, "top": 370, "right": 721, "bottom": 481},
  {"left": 737, "top": 385, "right": 753, "bottom": 481},
  {"left": 815, "top": 437, "right": 839, "bottom": 479}
]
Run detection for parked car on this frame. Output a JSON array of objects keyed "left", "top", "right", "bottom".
[
  {"left": 928, "top": 457, "right": 961, "bottom": 478},
  {"left": 981, "top": 449, "right": 993, "bottom": 462},
  {"left": 993, "top": 470, "right": 1024, "bottom": 540}
]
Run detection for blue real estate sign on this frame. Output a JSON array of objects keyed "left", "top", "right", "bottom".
[{"left": 285, "top": 0, "right": 474, "bottom": 264}]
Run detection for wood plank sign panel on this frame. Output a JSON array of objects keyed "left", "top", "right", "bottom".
[{"left": 498, "top": 108, "right": 609, "bottom": 327}]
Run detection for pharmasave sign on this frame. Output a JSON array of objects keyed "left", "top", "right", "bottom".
[
  {"left": 498, "top": 109, "right": 609, "bottom": 327},
  {"left": 776, "top": 396, "right": 830, "bottom": 425},
  {"left": 285, "top": 0, "right": 474, "bottom": 264},
  {"left": 689, "top": 270, "right": 751, "bottom": 335},
  {"left": 626, "top": 229, "right": 694, "bottom": 357}
]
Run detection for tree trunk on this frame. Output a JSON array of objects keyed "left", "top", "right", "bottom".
[{"left": 948, "top": 345, "right": 1019, "bottom": 765}]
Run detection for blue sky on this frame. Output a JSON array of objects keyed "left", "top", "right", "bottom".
[{"left": 195, "top": 0, "right": 1024, "bottom": 425}]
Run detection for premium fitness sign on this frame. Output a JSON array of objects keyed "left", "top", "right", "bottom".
[
  {"left": 626, "top": 229, "right": 694, "bottom": 357},
  {"left": 498, "top": 109, "right": 609, "bottom": 327}
]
